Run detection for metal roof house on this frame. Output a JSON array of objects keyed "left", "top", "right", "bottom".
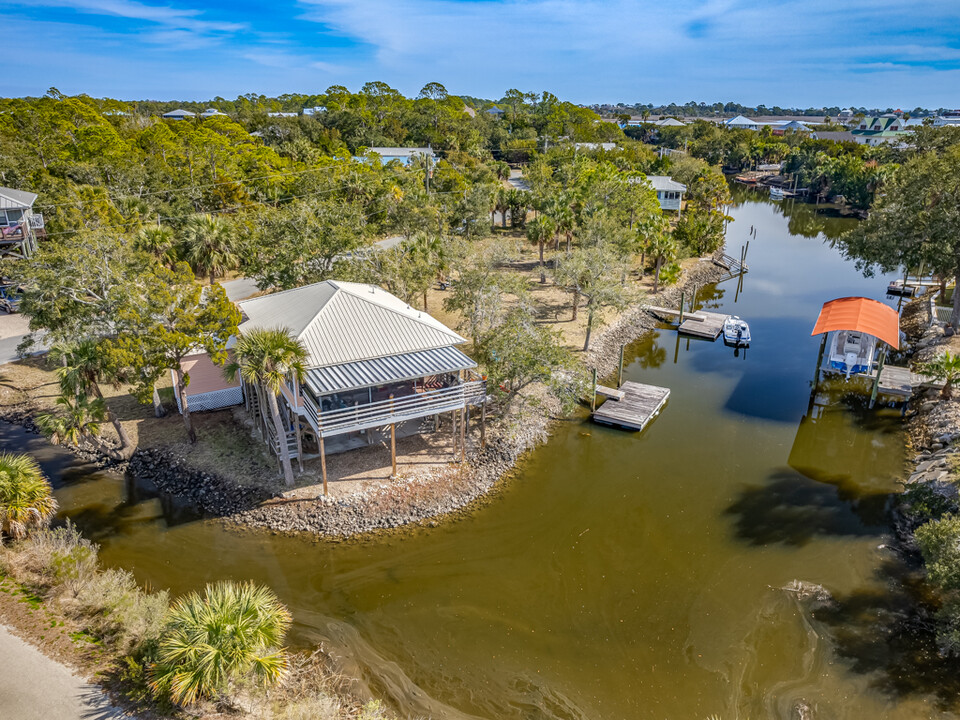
[
  {"left": 357, "top": 147, "right": 435, "bottom": 167},
  {"left": 850, "top": 116, "right": 912, "bottom": 146},
  {"left": 200, "top": 108, "right": 227, "bottom": 118},
  {"left": 724, "top": 115, "right": 759, "bottom": 130},
  {"left": 0, "top": 186, "right": 42, "bottom": 259},
  {"left": 176, "top": 280, "right": 485, "bottom": 486},
  {"left": 628, "top": 175, "right": 686, "bottom": 212},
  {"left": 162, "top": 109, "right": 196, "bottom": 120}
]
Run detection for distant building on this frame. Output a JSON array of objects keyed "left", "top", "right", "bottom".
[
  {"left": 654, "top": 117, "right": 686, "bottom": 127},
  {"left": 162, "top": 109, "right": 196, "bottom": 120},
  {"left": 771, "top": 120, "right": 812, "bottom": 135},
  {"left": 200, "top": 108, "right": 226, "bottom": 118},
  {"left": 573, "top": 142, "right": 618, "bottom": 151},
  {"left": 628, "top": 175, "right": 686, "bottom": 212},
  {"left": 302, "top": 106, "right": 327, "bottom": 116},
  {"left": 933, "top": 111, "right": 960, "bottom": 127},
  {"left": 486, "top": 107, "right": 505, "bottom": 118},
  {"left": 850, "top": 116, "right": 911, "bottom": 146},
  {"left": 267, "top": 112, "right": 298, "bottom": 118},
  {"left": 358, "top": 147, "right": 435, "bottom": 166},
  {"left": 0, "top": 186, "right": 42, "bottom": 259},
  {"left": 811, "top": 130, "right": 857, "bottom": 143},
  {"left": 724, "top": 115, "right": 759, "bottom": 130},
  {"left": 462, "top": 106, "right": 476, "bottom": 118}
]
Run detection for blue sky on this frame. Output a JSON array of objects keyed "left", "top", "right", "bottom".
[{"left": 5, "top": 0, "right": 960, "bottom": 107}]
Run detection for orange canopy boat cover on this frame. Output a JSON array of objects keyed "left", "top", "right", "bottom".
[{"left": 811, "top": 297, "right": 900, "bottom": 349}]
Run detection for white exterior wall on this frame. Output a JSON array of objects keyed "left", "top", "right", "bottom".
[{"left": 657, "top": 191, "right": 683, "bottom": 211}]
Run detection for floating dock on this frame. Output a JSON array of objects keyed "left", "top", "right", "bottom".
[
  {"left": 860, "top": 365, "right": 941, "bottom": 398},
  {"left": 592, "top": 381, "right": 670, "bottom": 431},
  {"left": 678, "top": 311, "right": 730, "bottom": 340}
]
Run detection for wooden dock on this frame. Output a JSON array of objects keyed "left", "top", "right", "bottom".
[
  {"left": 678, "top": 311, "right": 730, "bottom": 340},
  {"left": 860, "top": 365, "right": 942, "bottom": 398},
  {"left": 592, "top": 381, "right": 670, "bottom": 431}
]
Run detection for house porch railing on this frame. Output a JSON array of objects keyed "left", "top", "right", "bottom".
[{"left": 298, "top": 380, "right": 486, "bottom": 438}]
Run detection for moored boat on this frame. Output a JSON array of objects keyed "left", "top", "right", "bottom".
[{"left": 722, "top": 316, "right": 751, "bottom": 347}]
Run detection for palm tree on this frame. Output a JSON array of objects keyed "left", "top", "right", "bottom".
[
  {"left": 0, "top": 453, "right": 58, "bottom": 542},
  {"left": 36, "top": 394, "right": 106, "bottom": 447},
  {"left": 647, "top": 234, "right": 678, "bottom": 293},
  {"left": 526, "top": 215, "right": 556, "bottom": 284},
  {"left": 225, "top": 328, "right": 307, "bottom": 487},
  {"left": 182, "top": 214, "right": 239, "bottom": 286},
  {"left": 134, "top": 226, "right": 178, "bottom": 268},
  {"left": 150, "top": 581, "right": 291, "bottom": 706},
  {"left": 409, "top": 233, "right": 448, "bottom": 309},
  {"left": 919, "top": 351, "right": 960, "bottom": 399},
  {"left": 49, "top": 340, "right": 132, "bottom": 458}
]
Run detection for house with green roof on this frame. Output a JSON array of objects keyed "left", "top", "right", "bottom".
[{"left": 850, "top": 116, "right": 912, "bottom": 146}]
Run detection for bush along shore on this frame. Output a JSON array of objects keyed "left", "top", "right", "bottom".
[{"left": 0, "top": 258, "right": 730, "bottom": 540}]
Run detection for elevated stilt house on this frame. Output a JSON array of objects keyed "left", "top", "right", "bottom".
[
  {"left": 0, "top": 187, "right": 43, "bottom": 260},
  {"left": 176, "top": 281, "right": 486, "bottom": 483}
]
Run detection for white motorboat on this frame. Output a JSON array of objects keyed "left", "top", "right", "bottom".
[
  {"left": 769, "top": 186, "right": 786, "bottom": 199},
  {"left": 827, "top": 329, "right": 876, "bottom": 378},
  {"left": 722, "top": 316, "right": 751, "bottom": 347}
]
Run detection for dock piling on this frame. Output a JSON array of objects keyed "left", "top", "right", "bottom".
[
  {"left": 617, "top": 345, "right": 625, "bottom": 388},
  {"left": 591, "top": 368, "right": 598, "bottom": 412}
]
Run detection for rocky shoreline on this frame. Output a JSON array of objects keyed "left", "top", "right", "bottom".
[{"left": 0, "top": 257, "right": 732, "bottom": 540}]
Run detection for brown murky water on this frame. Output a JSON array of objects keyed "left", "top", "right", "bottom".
[{"left": 7, "top": 188, "right": 959, "bottom": 719}]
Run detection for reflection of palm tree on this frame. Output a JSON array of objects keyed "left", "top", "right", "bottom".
[{"left": 637, "top": 340, "right": 668, "bottom": 369}]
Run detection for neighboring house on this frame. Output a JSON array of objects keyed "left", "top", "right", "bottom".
[
  {"left": 837, "top": 108, "right": 856, "bottom": 124},
  {"left": 200, "top": 108, "right": 226, "bottom": 118},
  {"left": 850, "top": 116, "right": 911, "bottom": 146},
  {"left": 724, "top": 115, "right": 759, "bottom": 130},
  {"left": 358, "top": 147, "right": 435, "bottom": 166},
  {"left": 771, "top": 120, "right": 812, "bottom": 135},
  {"left": 267, "top": 112, "right": 298, "bottom": 118},
  {"left": 302, "top": 106, "right": 327, "bottom": 116},
  {"left": 175, "top": 281, "right": 485, "bottom": 474},
  {"left": 573, "top": 142, "right": 618, "bottom": 151},
  {"left": 486, "top": 107, "right": 505, "bottom": 118},
  {"left": 162, "top": 109, "right": 196, "bottom": 120},
  {"left": 933, "top": 111, "right": 960, "bottom": 127},
  {"left": 628, "top": 175, "right": 686, "bottom": 212},
  {"left": 811, "top": 130, "right": 857, "bottom": 143},
  {"left": 462, "top": 106, "right": 476, "bottom": 118},
  {"left": 654, "top": 118, "right": 685, "bottom": 127},
  {"left": 0, "top": 186, "right": 42, "bottom": 259}
]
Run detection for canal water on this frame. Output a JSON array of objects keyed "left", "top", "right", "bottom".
[{"left": 5, "top": 187, "right": 958, "bottom": 719}]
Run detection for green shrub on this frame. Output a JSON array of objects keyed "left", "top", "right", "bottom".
[
  {"left": 150, "top": 581, "right": 292, "bottom": 706},
  {"left": 8, "top": 522, "right": 98, "bottom": 592},
  {"left": 903, "top": 483, "right": 956, "bottom": 521},
  {"left": 658, "top": 261, "right": 682, "bottom": 286},
  {"left": 75, "top": 567, "right": 168, "bottom": 651},
  {"left": 916, "top": 513, "right": 960, "bottom": 592}
]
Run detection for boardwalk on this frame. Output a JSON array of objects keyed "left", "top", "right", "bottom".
[
  {"left": 593, "top": 381, "right": 670, "bottom": 431},
  {"left": 678, "top": 311, "right": 730, "bottom": 340}
]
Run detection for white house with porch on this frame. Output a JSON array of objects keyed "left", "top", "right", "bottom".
[
  {"left": 627, "top": 175, "right": 686, "bottom": 212},
  {"left": 0, "top": 186, "right": 43, "bottom": 259},
  {"left": 176, "top": 280, "right": 486, "bottom": 485}
]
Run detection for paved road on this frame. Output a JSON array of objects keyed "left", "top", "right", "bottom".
[
  {"left": 508, "top": 168, "right": 530, "bottom": 191},
  {"left": 0, "top": 625, "right": 124, "bottom": 720}
]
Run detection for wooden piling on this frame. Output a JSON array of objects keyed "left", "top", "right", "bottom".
[
  {"left": 460, "top": 407, "right": 466, "bottom": 463},
  {"left": 870, "top": 347, "right": 887, "bottom": 408},
  {"left": 591, "top": 368, "right": 598, "bottom": 412},
  {"left": 451, "top": 410, "right": 458, "bottom": 459},
  {"left": 813, "top": 333, "right": 827, "bottom": 388},
  {"left": 480, "top": 395, "right": 487, "bottom": 449},
  {"left": 318, "top": 416, "right": 328, "bottom": 496},
  {"left": 679, "top": 291, "right": 685, "bottom": 323},
  {"left": 389, "top": 394, "right": 397, "bottom": 478},
  {"left": 618, "top": 345, "right": 625, "bottom": 387}
]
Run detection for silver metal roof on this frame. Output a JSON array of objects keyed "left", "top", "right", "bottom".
[
  {"left": 0, "top": 187, "right": 37, "bottom": 210},
  {"left": 237, "top": 280, "right": 467, "bottom": 369},
  {"left": 306, "top": 346, "right": 476, "bottom": 395},
  {"left": 646, "top": 175, "right": 687, "bottom": 192}
]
